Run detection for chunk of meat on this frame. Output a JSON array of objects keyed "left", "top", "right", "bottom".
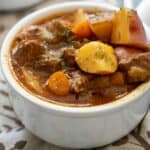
[
  {"left": 88, "top": 72, "right": 125, "bottom": 90},
  {"left": 92, "top": 84, "right": 135, "bottom": 103},
  {"left": 17, "top": 19, "right": 73, "bottom": 44},
  {"left": 128, "top": 66, "right": 149, "bottom": 82},
  {"left": 120, "top": 52, "right": 150, "bottom": 70},
  {"left": 68, "top": 71, "right": 89, "bottom": 93},
  {"left": 99, "top": 85, "right": 132, "bottom": 99},
  {"left": 110, "top": 72, "right": 125, "bottom": 86},
  {"left": 71, "top": 38, "right": 91, "bottom": 48},
  {"left": 126, "top": 54, "right": 150, "bottom": 82},
  {"left": 63, "top": 48, "right": 76, "bottom": 66},
  {"left": 69, "top": 71, "right": 125, "bottom": 93},
  {"left": 117, "top": 48, "right": 150, "bottom": 82},
  {"left": 16, "top": 25, "right": 53, "bottom": 42},
  {"left": 34, "top": 53, "right": 62, "bottom": 73},
  {"left": 45, "top": 19, "right": 72, "bottom": 32},
  {"left": 44, "top": 19, "right": 73, "bottom": 43},
  {"left": 12, "top": 40, "right": 45, "bottom": 66},
  {"left": 115, "top": 47, "right": 143, "bottom": 63},
  {"left": 88, "top": 76, "right": 110, "bottom": 89}
]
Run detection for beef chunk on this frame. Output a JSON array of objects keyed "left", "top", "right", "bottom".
[
  {"left": 16, "top": 20, "right": 73, "bottom": 44},
  {"left": 117, "top": 47, "right": 150, "bottom": 83},
  {"left": 45, "top": 19, "right": 71, "bottom": 32},
  {"left": 13, "top": 40, "right": 45, "bottom": 66},
  {"left": 88, "top": 72, "right": 125, "bottom": 90},
  {"left": 124, "top": 52, "right": 150, "bottom": 83},
  {"left": 115, "top": 47, "right": 143, "bottom": 63},
  {"left": 119, "top": 52, "right": 150, "bottom": 70},
  {"left": 128, "top": 66, "right": 149, "bottom": 82},
  {"left": 110, "top": 72, "right": 125, "bottom": 86},
  {"left": 99, "top": 85, "right": 131, "bottom": 99},
  {"left": 68, "top": 71, "right": 89, "bottom": 93},
  {"left": 16, "top": 25, "right": 53, "bottom": 42},
  {"left": 88, "top": 76, "right": 110, "bottom": 89},
  {"left": 34, "top": 53, "right": 62, "bottom": 73},
  {"left": 44, "top": 19, "right": 73, "bottom": 43},
  {"left": 71, "top": 38, "right": 90, "bottom": 48},
  {"left": 63, "top": 48, "right": 76, "bottom": 66}
]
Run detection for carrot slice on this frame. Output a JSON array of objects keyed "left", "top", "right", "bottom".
[
  {"left": 72, "top": 9, "right": 92, "bottom": 37},
  {"left": 72, "top": 21, "right": 92, "bottom": 37},
  {"left": 48, "top": 71, "right": 70, "bottom": 96}
]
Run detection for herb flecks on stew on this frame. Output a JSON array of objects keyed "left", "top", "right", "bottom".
[{"left": 10, "top": 8, "right": 150, "bottom": 107}]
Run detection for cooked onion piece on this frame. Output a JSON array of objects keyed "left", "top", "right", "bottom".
[{"left": 22, "top": 68, "right": 43, "bottom": 93}]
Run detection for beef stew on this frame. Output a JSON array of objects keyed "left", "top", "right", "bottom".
[{"left": 10, "top": 8, "right": 150, "bottom": 107}]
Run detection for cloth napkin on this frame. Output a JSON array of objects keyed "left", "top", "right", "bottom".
[{"left": 0, "top": 0, "right": 149, "bottom": 150}]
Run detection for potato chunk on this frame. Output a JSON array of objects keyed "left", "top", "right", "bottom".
[
  {"left": 89, "top": 12, "right": 114, "bottom": 41},
  {"left": 111, "top": 8, "right": 147, "bottom": 49},
  {"left": 48, "top": 71, "right": 70, "bottom": 96},
  {"left": 22, "top": 68, "right": 43, "bottom": 93},
  {"left": 75, "top": 41, "right": 118, "bottom": 74}
]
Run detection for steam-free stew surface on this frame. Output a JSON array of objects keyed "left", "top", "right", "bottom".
[{"left": 10, "top": 8, "right": 150, "bottom": 106}]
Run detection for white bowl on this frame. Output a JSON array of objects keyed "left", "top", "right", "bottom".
[{"left": 1, "top": 2, "right": 150, "bottom": 149}]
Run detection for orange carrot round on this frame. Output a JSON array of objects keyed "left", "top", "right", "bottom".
[
  {"left": 48, "top": 71, "right": 70, "bottom": 96},
  {"left": 72, "top": 21, "right": 92, "bottom": 37}
]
